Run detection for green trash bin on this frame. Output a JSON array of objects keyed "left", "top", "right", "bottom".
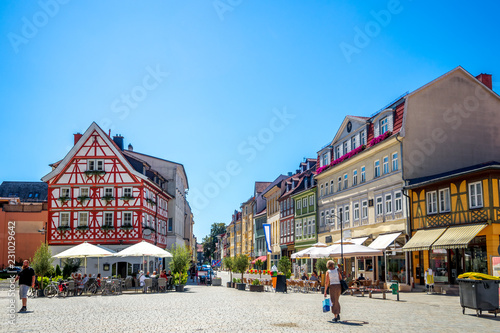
[{"left": 458, "top": 279, "right": 499, "bottom": 317}]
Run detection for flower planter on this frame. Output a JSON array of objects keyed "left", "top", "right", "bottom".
[
  {"left": 175, "top": 285, "right": 185, "bottom": 292},
  {"left": 236, "top": 283, "right": 246, "bottom": 291},
  {"left": 226, "top": 282, "right": 233, "bottom": 288},
  {"left": 249, "top": 285, "right": 264, "bottom": 292},
  {"left": 212, "top": 278, "right": 222, "bottom": 286}
]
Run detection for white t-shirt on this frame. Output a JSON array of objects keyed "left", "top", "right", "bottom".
[{"left": 328, "top": 268, "right": 340, "bottom": 285}]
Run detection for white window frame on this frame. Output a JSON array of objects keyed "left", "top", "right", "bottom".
[
  {"left": 336, "top": 145, "right": 341, "bottom": 159},
  {"left": 337, "top": 207, "right": 343, "bottom": 230},
  {"left": 104, "top": 187, "right": 114, "bottom": 197},
  {"left": 392, "top": 152, "right": 398, "bottom": 171},
  {"left": 395, "top": 191, "right": 402, "bottom": 212},
  {"left": 343, "top": 141, "right": 348, "bottom": 154},
  {"left": 297, "top": 199, "right": 302, "bottom": 210},
  {"left": 374, "top": 160, "right": 380, "bottom": 178},
  {"left": 344, "top": 205, "right": 350, "bottom": 225},
  {"left": 439, "top": 188, "right": 451, "bottom": 212},
  {"left": 320, "top": 185, "right": 323, "bottom": 197},
  {"left": 330, "top": 180, "right": 334, "bottom": 194},
  {"left": 60, "top": 212, "right": 70, "bottom": 227},
  {"left": 376, "top": 197, "right": 383, "bottom": 216},
  {"left": 302, "top": 198, "right": 307, "bottom": 209},
  {"left": 383, "top": 156, "right": 389, "bottom": 174},
  {"left": 361, "top": 166, "right": 366, "bottom": 183},
  {"left": 362, "top": 200, "right": 368, "bottom": 219},
  {"left": 79, "top": 187, "right": 89, "bottom": 197},
  {"left": 123, "top": 187, "right": 133, "bottom": 197},
  {"left": 309, "top": 195, "right": 314, "bottom": 206},
  {"left": 320, "top": 212, "right": 324, "bottom": 226},
  {"left": 353, "top": 169, "right": 358, "bottom": 186},
  {"left": 337, "top": 177, "right": 342, "bottom": 192},
  {"left": 343, "top": 174, "right": 348, "bottom": 189},
  {"left": 104, "top": 212, "right": 113, "bottom": 227},
  {"left": 61, "top": 187, "right": 70, "bottom": 198},
  {"left": 324, "top": 182, "right": 329, "bottom": 195},
  {"left": 385, "top": 194, "right": 392, "bottom": 214},
  {"left": 78, "top": 211, "right": 88, "bottom": 227},
  {"left": 380, "top": 116, "right": 388, "bottom": 134},
  {"left": 360, "top": 130, "right": 366, "bottom": 145},
  {"left": 351, "top": 136, "right": 357, "bottom": 150},
  {"left": 469, "top": 182, "right": 483, "bottom": 208},
  {"left": 123, "top": 212, "right": 132, "bottom": 226},
  {"left": 325, "top": 210, "right": 330, "bottom": 225},
  {"left": 353, "top": 202, "right": 359, "bottom": 221},
  {"left": 427, "top": 191, "right": 438, "bottom": 214},
  {"left": 87, "top": 159, "right": 104, "bottom": 171},
  {"left": 330, "top": 209, "right": 335, "bottom": 228}
]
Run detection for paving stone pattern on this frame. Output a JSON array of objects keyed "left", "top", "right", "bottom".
[{"left": 1, "top": 272, "right": 498, "bottom": 332}]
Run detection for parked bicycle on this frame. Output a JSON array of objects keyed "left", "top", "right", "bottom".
[
  {"left": 101, "top": 280, "right": 118, "bottom": 296},
  {"left": 27, "top": 286, "right": 38, "bottom": 298},
  {"left": 44, "top": 279, "right": 69, "bottom": 298}
]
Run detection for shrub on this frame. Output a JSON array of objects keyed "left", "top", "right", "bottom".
[
  {"left": 278, "top": 256, "right": 291, "bottom": 278},
  {"left": 173, "top": 272, "right": 188, "bottom": 285},
  {"left": 233, "top": 254, "right": 249, "bottom": 281},
  {"left": 55, "top": 265, "right": 62, "bottom": 277},
  {"left": 252, "top": 279, "right": 260, "bottom": 286},
  {"left": 169, "top": 244, "right": 191, "bottom": 279},
  {"left": 31, "top": 242, "right": 54, "bottom": 289}
]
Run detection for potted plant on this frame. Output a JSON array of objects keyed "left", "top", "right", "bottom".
[
  {"left": 101, "top": 195, "right": 114, "bottom": 205},
  {"left": 278, "top": 256, "right": 292, "bottom": 279},
  {"left": 173, "top": 272, "right": 188, "bottom": 292},
  {"left": 223, "top": 257, "right": 234, "bottom": 288},
  {"left": 169, "top": 244, "right": 191, "bottom": 292},
  {"left": 315, "top": 258, "right": 328, "bottom": 293},
  {"left": 233, "top": 254, "right": 249, "bottom": 291},
  {"left": 249, "top": 279, "right": 264, "bottom": 292},
  {"left": 76, "top": 195, "right": 90, "bottom": 205}
]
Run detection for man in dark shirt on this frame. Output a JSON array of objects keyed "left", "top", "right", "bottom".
[{"left": 14, "top": 260, "right": 35, "bottom": 312}]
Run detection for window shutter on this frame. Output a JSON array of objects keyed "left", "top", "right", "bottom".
[
  {"left": 374, "top": 121, "right": 380, "bottom": 137},
  {"left": 388, "top": 112, "right": 394, "bottom": 132}
]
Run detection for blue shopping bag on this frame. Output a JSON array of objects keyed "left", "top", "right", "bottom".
[{"left": 322, "top": 298, "right": 331, "bottom": 312}]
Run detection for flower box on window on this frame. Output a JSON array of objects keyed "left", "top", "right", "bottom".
[
  {"left": 120, "top": 224, "right": 134, "bottom": 231},
  {"left": 101, "top": 195, "right": 115, "bottom": 205},
  {"left": 77, "top": 195, "right": 90, "bottom": 204},
  {"left": 76, "top": 225, "right": 89, "bottom": 231},
  {"left": 120, "top": 195, "right": 134, "bottom": 202},
  {"left": 101, "top": 225, "right": 115, "bottom": 231},
  {"left": 57, "top": 225, "right": 70, "bottom": 232},
  {"left": 84, "top": 170, "right": 106, "bottom": 177},
  {"left": 58, "top": 196, "right": 71, "bottom": 204},
  {"left": 145, "top": 198, "right": 156, "bottom": 206}
]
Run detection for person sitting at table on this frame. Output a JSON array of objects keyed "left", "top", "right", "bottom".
[
  {"left": 309, "top": 271, "right": 320, "bottom": 282},
  {"left": 138, "top": 271, "right": 147, "bottom": 293},
  {"left": 301, "top": 272, "right": 309, "bottom": 280},
  {"left": 82, "top": 274, "right": 89, "bottom": 288},
  {"left": 160, "top": 270, "right": 167, "bottom": 279},
  {"left": 96, "top": 273, "right": 102, "bottom": 287},
  {"left": 353, "top": 273, "right": 366, "bottom": 287},
  {"left": 151, "top": 271, "right": 157, "bottom": 278}
]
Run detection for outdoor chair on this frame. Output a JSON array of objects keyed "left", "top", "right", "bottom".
[
  {"left": 158, "top": 278, "right": 167, "bottom": 292},
  {"left": 144, "top": 278, "right": 153, "bottom": 293},
  {"left": 123, "top": 276, "right": 133, "bottom": 290},
  {"left": 66, "top": 280, "right": 76, "bottom": 296}
]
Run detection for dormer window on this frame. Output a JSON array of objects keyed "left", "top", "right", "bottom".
[
  {"left": 322, "top": 152, "right": 330, "bottom": 167},
  {"left": 360, "top": 130, "right": 366, "bottom": 145},
  {"left": 343, "top": 141, "right": 348, "bottom": 154},
  {"left": 335, "top": 145, "right": 341, "bottom": 159}
]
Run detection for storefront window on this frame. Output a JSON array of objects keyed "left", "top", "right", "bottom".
[
  {"left": 386, "top": 253, "right": 406, "bottom": 284},
  {"left": 465, "top": 236, "right": 487, "bottom": 274},
  {"left": 430, "top": 249, "right": 448, "bottom": 283}
]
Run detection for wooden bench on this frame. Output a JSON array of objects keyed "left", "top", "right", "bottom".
[
  {"left": 349, "top": 286, "right": 367, "bottom": 296},
  {"left": 368, "top": 288, "right": 387, "bottom": 299}
]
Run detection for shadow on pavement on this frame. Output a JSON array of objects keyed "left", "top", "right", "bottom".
[{"left": 328, "top": 319, "right": 368, "bottom": 326}]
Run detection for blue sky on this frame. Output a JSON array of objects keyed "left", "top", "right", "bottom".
[{"left": 1, "top": 1, "right": 499, "bottom": 240}]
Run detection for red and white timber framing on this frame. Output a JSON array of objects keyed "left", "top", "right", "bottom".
[{"left": 42, "top": 122, "right": 171, "bottom": 247}]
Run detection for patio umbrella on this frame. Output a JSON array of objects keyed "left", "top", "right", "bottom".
[
  {"left": 115, "top": 241, "right": 172, "bottom": 274},
  {"left": 312, "top": 243, "right": 383, "bottom": 258},
  {"left": 291, "top": 242, "right": 329, "bottom": 259},
  {"left": 52, "top": 242, "right": 115, "bottom": 274}
]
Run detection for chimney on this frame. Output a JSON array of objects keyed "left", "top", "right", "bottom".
[
  {"left": 476, "top": 73, "right": 492, "bottom": 90},
  {"left": 288, "top": 172, "right": 293, "bottom": 177},
  {"left": 128, "top": 143, "right": 134, "bottom": 151},
  {"left": 74, "top": 133, "right": 83, "bottom": 145},
  {"left": 113, "top": 134, "right": 124, "bottom": 150}
]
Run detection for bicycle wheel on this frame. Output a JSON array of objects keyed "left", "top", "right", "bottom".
[
  {"left": 44, "top": 285, "right": 57, "bottom": 298},
  {"left": 27, "top": 287, "right": 37, "bottom": 298},
  {"left": 60, "top": 287, "right": 67, "bottom": 298},
  {"left": 88, "top": 284, "right": 97, "bottom": 295},
  {"left": 110, "top": 285, "right": 117, "bottom": 295}
]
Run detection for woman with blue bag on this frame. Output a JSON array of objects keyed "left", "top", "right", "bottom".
[{"left": 323, "top": 260, "right": 343, "bottom": 322}]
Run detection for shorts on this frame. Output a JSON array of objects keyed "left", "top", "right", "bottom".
[{"left": 19, "top": 285, "right": 30, "bottom": 299}]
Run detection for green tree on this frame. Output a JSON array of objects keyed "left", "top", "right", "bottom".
[
  {"left": 169, "top": 244, "right": 191, "bottom": 285},
  {"left": 278, "top": 256, "right": 292, "bottom": 278},
  {"left": 62, "top": 259, "right": 81, "bottom": 279},
  {"left": 233, "top": 254, "right": 249, "bottom": 281},
  {"left": 202, "top": 222, "right": 226, "bottom": 261},
  {"left": 223, "top": 256, "right": 234, "bottom": 281},
  {"left": 315, "top": 258, "right": 328, "bottom": 287},
  {"left": 31, "top": 242, "right": 54, "bottom": 289},
  {"left": 55, "top": 264, "right": 62, "bottom": 277}
]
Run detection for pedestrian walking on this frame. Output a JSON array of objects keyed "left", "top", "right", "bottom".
[
  {"left": 14, "top": 260, "right": 36, "bottom": 313},
  {"left": 323, "top": 260, "right": 342, "bottom": 322}
]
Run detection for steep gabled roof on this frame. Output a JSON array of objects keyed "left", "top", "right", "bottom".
[{"left": 0, "top": 181, "right": 48, "bottom": 202}]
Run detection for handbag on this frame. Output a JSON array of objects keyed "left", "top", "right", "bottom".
[
  {"left": 322, "top": 298, "right": 331, "bottom": 312},
  {"left": 340, "top": 279, "right": 348, "bottom": 294}
]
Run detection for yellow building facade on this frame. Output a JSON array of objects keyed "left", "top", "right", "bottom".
[{"left": 404, "top": 162, "right": 500, "bottom": 287}]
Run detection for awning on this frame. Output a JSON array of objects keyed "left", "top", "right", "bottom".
[
  {"left": 402, "top": 228, "right": 447, "bottom": 252},
  {"left": 432, "top": 224, "right": 487, "bottom": 249},
  {"left": 368, "top": 232, "right": 402, "bottom": 250},
  {"left": 251, "top": 255, "right": 267, "bottom": 264},
  {"left": 333, "top": 237, "right": 367, "bottom": 245}
]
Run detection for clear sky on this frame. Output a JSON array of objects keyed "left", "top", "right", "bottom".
[{"left": 1, "top": 1, "right": 499, "bottom": 241}]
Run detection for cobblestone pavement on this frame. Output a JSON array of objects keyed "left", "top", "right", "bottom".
[{"left": 1, "top": 272, "right": 499, "bottom": 333}]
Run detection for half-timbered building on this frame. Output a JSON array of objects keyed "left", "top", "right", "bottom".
[{"left": 42, "top": 122, "right": 178, "bottom": 276}]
